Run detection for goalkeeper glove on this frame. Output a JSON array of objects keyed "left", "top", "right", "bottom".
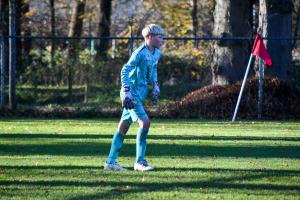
[{"left": 120, "top": 86, "right": 135, "bottom": 110}]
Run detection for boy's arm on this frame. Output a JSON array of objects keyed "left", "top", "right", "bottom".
[
  {"left": 152, "top": 52, "right": 161, "bottom": 85},
  {"left": 120, "top": 52, "right": 140, "bottom": 109},
  {"left": 152, "top": 61, "right": 158, "bottom": 85},
  {"left": 152, "top": 54, "right": 161, "bottom": 100},
  {"left": 121, "top": 52, "right": 140, "bottom": 88}
]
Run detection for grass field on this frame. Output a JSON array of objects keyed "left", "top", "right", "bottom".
[{"left": 0, "top": 118, "right": 299, "bottom": 199}]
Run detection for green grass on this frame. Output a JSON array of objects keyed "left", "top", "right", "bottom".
[{"left": 0, "top": 119, "right": 299, "bottom": 199}]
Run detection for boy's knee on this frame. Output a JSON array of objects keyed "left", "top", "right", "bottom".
[
  {"left": 119, "top": 129, "right": 127, "bottom": 136},
  {"left": 139, "top": 118, "right": 150, "bottom": 130},
  {"left": 118, "top": 120, "right": 131, "bottom": 135}
]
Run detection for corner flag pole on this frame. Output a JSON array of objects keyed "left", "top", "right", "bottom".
[
  {"left": 232, "top": 54, "right": 254, "bottom": 122},
  {"left": 232, "top": 33, "right": 272, "bottom": 122}
]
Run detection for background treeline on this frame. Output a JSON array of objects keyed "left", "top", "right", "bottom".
[{"left": 0, "top": 0, "right": 299, "bottom": 108}]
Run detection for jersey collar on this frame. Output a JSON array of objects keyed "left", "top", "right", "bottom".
[{"left": 144, "top": 43, "right": 156, "bottom": 55}]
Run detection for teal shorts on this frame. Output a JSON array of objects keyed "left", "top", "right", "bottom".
[{"left": 120, "top": 100, "right": 148, "bottom": 124}]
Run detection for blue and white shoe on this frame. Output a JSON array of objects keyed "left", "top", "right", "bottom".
[
  {"left": 134, "top": 160, "right": 154, "bottom": 171},
  {"left": 104, "top": 161, "right": 127, "bottom": 171}
]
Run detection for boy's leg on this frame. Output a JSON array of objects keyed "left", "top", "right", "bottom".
[
  {"left": 136, "top": 118, "right": 150, "bottom": 163},
  {"left": 126, "top": 101, "right": 150, "bottom": 163},
  {"left": 106, "top": 119, "right": 130, "bottom": 164},
  {"left": 121, "top": 100, "right": 154, "bottom": 171},
  {"left": 104, "top": 110, "right": 133, "bottom": 171},
  {"left": 128, "top": 102, "right": 154, "bottom": 171},
  {"left": 134, "top": 118, "right": 154, "bottom": 171}
]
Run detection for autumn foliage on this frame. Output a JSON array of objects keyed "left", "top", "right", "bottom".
[{"left": 156, "top": 77, "right": 300, "bottom": 119}]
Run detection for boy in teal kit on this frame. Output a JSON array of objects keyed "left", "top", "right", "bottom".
[{"left": 104, "top": 24, "right": 165, "bottom": 171}]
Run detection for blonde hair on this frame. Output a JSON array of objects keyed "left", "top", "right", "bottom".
[{"left": 142, "top": 24, "right": 165, "bottom": 38}]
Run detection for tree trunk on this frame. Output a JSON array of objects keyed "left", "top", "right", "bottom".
[
  {"left": 15, "top": 0, "right": 31, "bottom": 75},
  {"left": 292, "top": 4, "right": 300, "bottom": 49},
  {"left": 0, "top": 0, "right": 9, "bottom": 74},
  {"left": 67, "top": 0, "right": 86, "bottom": 103},
  {"left": 97, "top": 0, "right": 111, "bottom": 59},
  {"left": 49, "top": 0, "right": 55, "bottom": 84},
  {"left": 22, "top": 2, "right": 31, "bottom": 56},
  {"left": 20, "top": 1, "right": 31, "bottom": 77},
  {"left": 211, "top": 0, "right": 251, "bottom": 85},
  {"left": 0, "top": 0, "right": 9, "bottom": 108},
  {"left": 190, "top": 0, "right": 199, "bottom": 47},
  {"left": 9, "top": 0, "right": 17, "bottom": 110},
  {"left": 10, "top": 0, "right": 31, "bottom": 80},
  {"left": 197, "top": 1, "right": 215, "bottom": 36},
  {"left": 15, "top": 0, "right": 21, "bottom": 75},
  {"left": 258, "top": 0, "right": 293, "bottom": 80}
]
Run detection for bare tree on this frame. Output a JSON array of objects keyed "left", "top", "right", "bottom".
[
  {"left": 97, "top": 0, "right": 112, "bottom": 59},
  {"left": 259, "top": 0, "right": 293, "bottom": 80},
  {"left": 67, "top": 0, "right": 86, "bottom": 103},
  {"left": 190, "top": 0, "right": 199, "bottom": 47},
  {"left": 9, "top": 0, "right": 17, "bottom": 110},
  {"left": 22, "top": 1, "right": 31, "bottom": 60},
  {"left": 211, "top": 0, "right": 251, "bottom": 85},
  {"left": 49, "top": 0, "right": 55, "bottom": 73},
  {"left": 0, "top": 0, "right": 9, "bottom": 69},
  {"left": 292, "top": 4, "right": 300, "bottom": 49},
  {"left": 0, "top": 0, "right": 9, "bottom": 108},
  {"left": 15, "top": 0, "right": 31, "bottom": 75}
]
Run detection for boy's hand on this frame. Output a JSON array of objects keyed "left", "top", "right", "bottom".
[
  {"left": 120, "top": 86, "right": 135, "bottom": 109},
  {"left": 153, "top": 83, "right": 160, "bottom": 101}
]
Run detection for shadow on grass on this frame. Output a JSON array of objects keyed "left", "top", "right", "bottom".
[
  {"left": 79, "top": 181, "right": 300, "bottom": 200},
  {"left": 65, "top": 164, "right": 300, "bottom": 199},
  {"left": 1, "top": 133, "right": 300, "bottom": 142},
  {"left": 1, "top": 165, "right": 299, "bottom": 174},
  {"left": 0, "top": 166, "right": 299, "bottom": 200},
  {"left": 0, "top": 179, "right": 299, "bottom": 191},
  {"left": 0, "top": 142, "right": 299, "bottom": 158}
]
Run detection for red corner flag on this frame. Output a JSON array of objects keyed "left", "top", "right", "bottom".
[{"left": 252, "top": 34, "right": 272, "bottom": 67}]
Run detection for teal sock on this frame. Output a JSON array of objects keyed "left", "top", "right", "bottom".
[
  {"left": 136, "top": 128, "right": 149, "bottom": 163},
  {"left": 106, "top": 131, "right": 125, "bottom": 164}
]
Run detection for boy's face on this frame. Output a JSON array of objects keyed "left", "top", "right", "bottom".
[{"left": 149, "top": 34, "right": 164, "bottom": 49}]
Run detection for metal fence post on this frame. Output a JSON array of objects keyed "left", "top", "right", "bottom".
[
  {"left": 1, "top": 32, "right": 6, "bottom": 108},
  {"left": 258, "top": 58, "right": 263, "bottom": 119}
]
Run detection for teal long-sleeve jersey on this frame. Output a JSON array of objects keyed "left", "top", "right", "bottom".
[{"left": 121, "top": 43, "right": 162, "bottom": 101}]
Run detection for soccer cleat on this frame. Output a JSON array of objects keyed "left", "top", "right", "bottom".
[
  {"left": 134, "top": 160, "right": 154, "bottom": 171},
  {"left": 104, "top": 161, "right": 127, "bottom": 171}
]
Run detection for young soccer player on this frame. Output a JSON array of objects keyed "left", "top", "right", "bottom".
[{"left": 104, "top": 24, "right": 165, "bottom": 171}]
